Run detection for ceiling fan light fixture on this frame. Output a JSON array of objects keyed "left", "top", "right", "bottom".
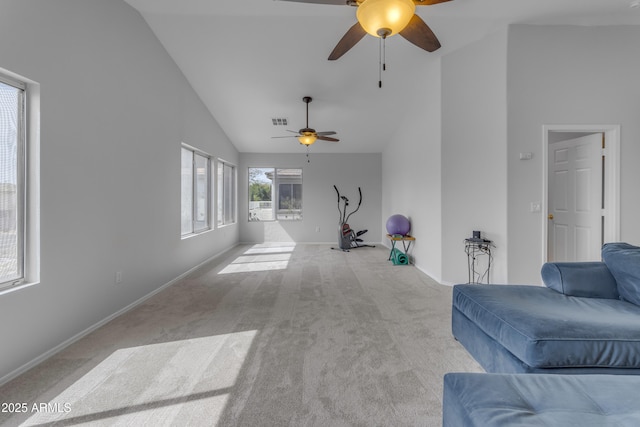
[
  {"left": 356, "top": 0, "right": 415, "bottom": 38},
  {"left": 298, "top": 133, "right": 317, "bottom": 146}
]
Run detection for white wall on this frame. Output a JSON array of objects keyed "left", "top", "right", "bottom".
[
  {"left": 381, "top": 60, "right": 442, "bottom": 281},
  {"left": 441, "top": 28, "right": 509, "bottom": 285},
  {"left": 0, "top": 0, "right": 239, "bottom": 382},
  {"left": 506, "top": 25, "right": 640, "bottom": 283},
  {"left": 239, "top": 153, "right": 382, "bottom": 244},
  {"left": 384, "top": 24, "right": 640, "bottom": 286}
]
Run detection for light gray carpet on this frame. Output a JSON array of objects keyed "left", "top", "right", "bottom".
[{"left": 0, "top": 244, "right": 482, "bottom": 426}]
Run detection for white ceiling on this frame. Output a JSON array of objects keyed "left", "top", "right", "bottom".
[{"left": 123, "top": 0, "right": 640, "bottom": 154}]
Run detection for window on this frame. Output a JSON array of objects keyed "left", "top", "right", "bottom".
[
  {"left": 217, "top": 160, "right": 236, "bottom": 226},
  {"left": 181, "top": 145, "right": 211, "bottom": 236},
  {"left": 248, "top": 168, "right": 302, "bottom": 221},
  {"left": 0, "top": 74, "right": 25, "bottom": 289}
]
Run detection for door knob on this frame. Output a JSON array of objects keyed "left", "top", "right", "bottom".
[{"left": 548, "top": 214, "right": 554, "bottom": 220}]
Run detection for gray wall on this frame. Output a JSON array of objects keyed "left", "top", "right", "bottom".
[
  {"left": 506, "top": 25, "right": 640, "bottom": 283},
  {"left": 0, "top": 0, "right": 239, "bottom": 381},
  {"left": 382, "top": 60, "right": 443, "bottom": 281},
  {"left": 387, "top": 24, "right": 640, "bottom": 287},
  {"left": 239, "top": 153, "right": 382, "bottom": 245},
  {"left": 440, "top": 28, "right": 509, "bottom": 285},
  {"left": 380, "top": 28, "right": 509, "bottom": 286}
]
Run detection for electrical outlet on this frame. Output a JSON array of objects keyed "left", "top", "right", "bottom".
[{"left": 115, "top": 271, "right": 123, "bottom": 284}]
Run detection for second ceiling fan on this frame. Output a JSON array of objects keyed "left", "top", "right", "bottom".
[{"left": 273, "top": 96, "right": 339, "bottom": 146}]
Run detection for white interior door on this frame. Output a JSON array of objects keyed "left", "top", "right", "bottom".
[{"left": 548, "top": 133, "right": 602, "bottom": 262}]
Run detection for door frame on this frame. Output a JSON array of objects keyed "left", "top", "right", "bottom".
[{"left": 542, "top": 124, "right": 620, "bottom": 263}]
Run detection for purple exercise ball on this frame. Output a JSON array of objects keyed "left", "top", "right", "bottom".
[{"left": 386, "top": 214, "right": 411, "bottom": 236}]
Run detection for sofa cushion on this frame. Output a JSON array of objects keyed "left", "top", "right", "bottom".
[
  {"left": 541, "top": 261, "right": 619, "bottom": 299},
  {"left": 443, "top": 373, "right": 640, "bottom": 427},
  {"left": 453, "top": 284, "right": 640, "bottom": 369},
  {"left": 602, "top": 242, "right": 640, "bottom": 306}
]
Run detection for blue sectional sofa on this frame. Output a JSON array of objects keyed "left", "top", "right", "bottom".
[
  {"left": 443, "top": 372, "right": 640, "bottom": 426},
  {"left": 452, "top": 242, "right": 640, "bottom": 374},
  {"left": 444, "top": 243, "right": 640, "bottom": 426}
]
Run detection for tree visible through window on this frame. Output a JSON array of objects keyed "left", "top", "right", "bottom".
[
  {"left": 0, "top": 76, "right": 24, "bottom": 288},
  {"left": 249, "top": 168, "right": 302, "bottom": 221}
]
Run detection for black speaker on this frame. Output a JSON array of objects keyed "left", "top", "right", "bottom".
[{"left": 473, "top": 230, "right": 481, "bottom": 239}]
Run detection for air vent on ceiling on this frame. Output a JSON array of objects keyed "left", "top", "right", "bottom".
[{"left": 272, "top": 117, "right": 288, "bottom": 126}]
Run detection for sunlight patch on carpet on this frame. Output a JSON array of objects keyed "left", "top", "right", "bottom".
[
  {"left": 21, "top": 331, "right": 258, "bottom": 426},
  {"left": 217, "top": 243, "right": 296, "bottom": 274},
  {"left": 243, "top": 243, "right": 296, "bottom": 255}
]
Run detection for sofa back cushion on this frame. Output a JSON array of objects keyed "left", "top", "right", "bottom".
[
  {"left": 602, "top": 242, "right": 640, "bottom": 306},
  {"left": 541, "top": 262, "right": 619, "bottom": 299}
]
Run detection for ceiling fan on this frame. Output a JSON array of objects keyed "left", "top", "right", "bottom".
[
  {"left": 272, "top": 96, "right": 339, "bottom": 146},
  {"left": 277, "top": 0, "right": 450, "bottom": 60}
]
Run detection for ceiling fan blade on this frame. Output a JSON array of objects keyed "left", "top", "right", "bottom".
[
  {"left": 413, "top": 0, "right": 452, "bottom": 5},
  {"left": 316, "top": 131, "right": 337, "bottom": 136},
  {"left": 317, "top": 135, "right": 340, "bottom": 142},
  {"left": 276, "top": 0, "right": 347, "bottom": 4},
  {"left": 399, "top": 14, "right": 441, "bottom": 52},
  {"left": 272, "top": 135, "right": 299, "bottom": 139},
  {"left": 328, "top": 22, "right": 367, "bottom": 60}
]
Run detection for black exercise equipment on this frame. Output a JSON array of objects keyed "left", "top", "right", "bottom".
[{"left": 331, "top": 185, "right": 375, "bottom": 251}]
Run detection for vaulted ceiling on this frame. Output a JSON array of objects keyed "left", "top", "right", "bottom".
[{"left": 123, "top": 0, "right": 640, "bottom": 154}]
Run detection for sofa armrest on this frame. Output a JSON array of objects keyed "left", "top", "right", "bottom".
[{"left": 541, "top": 262, "right": 619, "bottom": 299}]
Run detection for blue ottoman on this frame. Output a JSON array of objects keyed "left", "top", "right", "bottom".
[{"left": 443, "top": 373, "right": 640, "bottom": 426}]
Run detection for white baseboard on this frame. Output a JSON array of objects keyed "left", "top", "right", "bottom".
[
  {"left": 380, "top": 240, "right": 449, "bottom": 286},
  {"left": 238, "top": 241, "right": 383, "bottom": 246},
  {"left": 0, "top": 244, "right": 238, "bottom": 387}
]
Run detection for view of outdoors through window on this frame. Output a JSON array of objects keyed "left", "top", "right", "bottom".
[
  {"left": 0, "top": 80, "right": 22, "bottom": 285},
  {"left": 249, "top": 168, "right": 302, "bottom": 221}
]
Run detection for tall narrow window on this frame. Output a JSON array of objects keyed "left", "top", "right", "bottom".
[
  {"left": 276, "top": 168, "right": 302, "bottom": 220},
  {"left": 248, "top": 168, "right": 302, "bottom": 221},
  {"left": 217, "top": 160, "right": 236, "bottom": 226},
  {"left": 249, "top": 168, "right": 273, "bottom": 221},
  {"left": 181, "top": 145, "right": 211, "bottom": 237},
  {"left": 0, "top": 76, "right": 25, "bottom": 289}
]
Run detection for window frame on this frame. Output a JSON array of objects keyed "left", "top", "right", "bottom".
[
  {"left": 248, "top": 167, "right": 303, "bottom": 222},
  {"left": 181, "top": 143, "right": 212, "bottom": 238},
  {"left": 217, "top": 159, "right": 236, "bottom": 227},
  {"left": 0, "top": 73, "right": 26, "bottom": 291}
]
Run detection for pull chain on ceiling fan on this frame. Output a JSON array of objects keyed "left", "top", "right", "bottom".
[{"left": 378, "top": 29, "right": 387, "bottom": 88}]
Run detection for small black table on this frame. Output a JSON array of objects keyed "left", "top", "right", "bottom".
[{"left": 464, "top": 238, "right": 494, "bottom": 283}]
